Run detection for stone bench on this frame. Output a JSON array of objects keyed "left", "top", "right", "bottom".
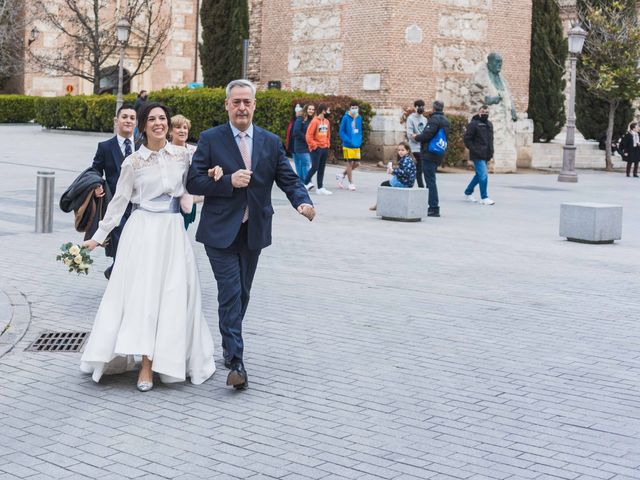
[
  {"left": 559, "top": 202, "right": 622, "bottom": 244},
  {"left": 376, "top": 186, "right": 427, "bottom": 222}
]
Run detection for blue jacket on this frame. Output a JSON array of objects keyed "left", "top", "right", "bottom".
[
  {"left": 186, "top": 123, "right": 313, "bottom": 250},
  {"left": 293, "top": 117, "right": 311, "bottom": 154},
  {"left": 339, "top": 113, "right": 363, "bottom": 149}
]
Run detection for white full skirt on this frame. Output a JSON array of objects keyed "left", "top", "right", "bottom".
[{"left": 80, "top": 209, "right": 215, "bottom": 384}]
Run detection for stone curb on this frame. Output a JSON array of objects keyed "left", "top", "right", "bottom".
[{"left": 0, "top": 285, "right": 31, "bottom": 358}]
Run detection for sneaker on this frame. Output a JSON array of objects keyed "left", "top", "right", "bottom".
[
  {"left": 479, "top": 198, "right": 495, "bottom": 205},
  {"left": 464, "top": 194, "right": 478, "bottom": 202},
  {"left": 317, "top": 187, "right": 333, "bottom": 195},
  {"left": 305, "top": 182, "right": 315, "bottom": 191},
  {"left": 336, "top": 174, "right": 345, "bottom": 189},
  {"left": 348, "top": 183, "right": 356, "bottom": 191}
]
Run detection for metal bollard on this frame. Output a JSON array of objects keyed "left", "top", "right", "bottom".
[{"left": 35, "top": 171, "right": 55, "bottom": 233}]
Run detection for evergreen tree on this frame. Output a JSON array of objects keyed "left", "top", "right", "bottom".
[
  {"left": 200, "top": 0, "right": 249, "bottom": 88},
  {"left": 575, "top": 79, "right": 634, "bottom": 142},
  {"left": 575, "top": 0, "right": 640, "bottom": 169},
  {"left": 527, "top": 0, "right": 567, "bottom": 142}
]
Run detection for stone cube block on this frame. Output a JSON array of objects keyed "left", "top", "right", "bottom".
[
  {"left": 559, "top": 202, "right": 622, "bottom": 244},
  {"left": 376, "top": 187, "right": 427, "bottom": 222}
]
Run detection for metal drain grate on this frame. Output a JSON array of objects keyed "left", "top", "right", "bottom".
[{"left": 25, "top": 331, "right": 89, "bottom": 352}]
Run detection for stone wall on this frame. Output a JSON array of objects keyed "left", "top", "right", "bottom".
[{"left": 250, "top": 0, "right": 532, "bottom": 162}]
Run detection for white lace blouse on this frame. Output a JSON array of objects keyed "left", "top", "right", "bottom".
[{"left": 92, "top": 142, "right": 193, "bottom": 245}]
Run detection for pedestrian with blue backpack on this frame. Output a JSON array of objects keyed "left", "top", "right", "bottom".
[{"left": 413, "top": 100, "right": 450, "bottom": 217}]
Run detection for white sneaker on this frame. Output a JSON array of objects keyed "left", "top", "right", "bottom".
[
  {"left": 305, "top": 182, "right": 315, "bottom": 191},
  {"left": 336, "top": 174, "right": 345, "bottom": 189},
  {"left": 465, "top": 195, "right": 478, "bottom": 202},
  {"left": 317, "top": 187, "right": 333, "bottom": 195},
  {"left": 348, "top": 183, "right": 356, "bottom": 191},
  {"left": 479, "top": 198, "right": 495, "bottom": 205}
]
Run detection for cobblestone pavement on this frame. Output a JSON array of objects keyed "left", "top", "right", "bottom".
[{"left": 1, "top": 125, "right": 639, "bottom": 480}]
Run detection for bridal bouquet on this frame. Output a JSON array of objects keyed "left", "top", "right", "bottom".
[{"left": 56, "top": 242, "right": 93, "bottom": 275}]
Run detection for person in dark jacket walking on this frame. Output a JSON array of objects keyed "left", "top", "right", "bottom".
[
  {"left": 463, "top": 105, "right": 495, "bottom": 205},
  {"left": 292, "top": 104, "right": 315, "bottom": 182},
  {"left": 620, "top": 122, "right": 640, "bottom": 178},
  {"left": 413, "top": 100, "right": 450, "bottom": 217}
]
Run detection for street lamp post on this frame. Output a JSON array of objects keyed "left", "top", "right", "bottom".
[
  {"left": 558, "top": 24, "right": 587, "bottom": 183},
  {"left": 115, "top": 18, "right": 131, "bottom": 118}
]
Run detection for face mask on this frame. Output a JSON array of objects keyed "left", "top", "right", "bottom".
[
  {"left": 350, "top": 107, "right": 358, "bottom": 115},
  {"left": 416, "top": 107, "right": 425, "bottom": 114},
  {"left": 480, "top": 114, "right": 489, "bottom": 121}
]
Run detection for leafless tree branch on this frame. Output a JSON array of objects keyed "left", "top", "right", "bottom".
[{"left": 28, "top": 0, "right": 171, "bottom": 94}]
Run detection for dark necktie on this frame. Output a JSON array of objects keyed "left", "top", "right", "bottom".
[{"left": 124, "top": 138, "right": 132, "bottom": 158}]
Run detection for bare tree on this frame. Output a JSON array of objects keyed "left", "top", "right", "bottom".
[
  {"left": 28, "top": 0, "right": 172, "bottom": 94},
  {"left": 0, "top": 0, "right": 27, "bottom": 89}
]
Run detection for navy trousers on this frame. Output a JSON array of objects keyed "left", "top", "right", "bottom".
[
  {"left": 422, "top": 159, "right": 439, "bottom": 209},
  {"left": 204, "top": 223, "right": 261, "bottom": 365}
]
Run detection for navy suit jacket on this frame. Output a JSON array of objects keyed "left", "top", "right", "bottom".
[
  {"left": 186, "top": 123, "right": 312, "bottom": 250},
  {"left": 91, "top": 136, "right": 125, "bottom": 196}
]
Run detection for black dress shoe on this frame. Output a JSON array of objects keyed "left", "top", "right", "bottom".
[
  {"left": 427, "top": 209, "right": 440, "bottom": 217},
  {"left": 226, "top": 362, "right": 248, "bottom": 390},
  {"left": 104, "top": 265, "right": 113, "bottom": 280}
]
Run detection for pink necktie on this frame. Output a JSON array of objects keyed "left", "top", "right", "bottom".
[{"left": 238, "top": 132, "right": 251, "bottom": 223}]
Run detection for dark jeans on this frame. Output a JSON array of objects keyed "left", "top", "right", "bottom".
[
  {"left": 204, "top": 223, "right": 261, "bottom": 365},
  {"left": 412, "top": 151, "right": 424, "bottom": 187},
  {"left": 305, "top": 147, "right": 328, "bottom": 188},
  {"left": 626, "top": 161, "right": 639, "bottom": 176},
  {"left": 422, "top": 158, "right": 439, "bottom": 209}
]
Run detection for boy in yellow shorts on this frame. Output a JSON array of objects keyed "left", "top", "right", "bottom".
[{"left": 337, "top": 101, "right": 363, "bottom": 191}]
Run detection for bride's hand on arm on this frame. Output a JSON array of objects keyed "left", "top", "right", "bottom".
[
  {"left": 208, "top": 166, "right": 223, "bottom": 182},
  {"left": 82, "top": 239, "right": 99, "bottom": 251}
]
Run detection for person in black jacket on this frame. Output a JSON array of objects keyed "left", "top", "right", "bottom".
[
  {"left": 463, "top": 105, "right": 495, "bottom": 205},
  {"left": 620, "top": 122, "right": 640, "bottom": 178},
  {"left": 413, "top": 100, "right": 450, "bottom": 217}
]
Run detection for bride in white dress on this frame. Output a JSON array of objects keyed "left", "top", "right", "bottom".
[{"left": 80, "top": 103, "right": 216, "bottom": 391}]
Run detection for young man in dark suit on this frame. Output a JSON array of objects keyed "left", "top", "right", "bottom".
[
  {"left": 187, "top": 79, "right": 315, "bottom": 390},
  {"left": 91, "top": 103, "right": 137, "bottom": 279}
]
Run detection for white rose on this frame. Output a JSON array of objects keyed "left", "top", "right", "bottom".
[
  {"left": 64, "top": 258, "right": 72, "bottom": 266},
  {"left": 69, "top": 245, "right": 80, "bottom": 256},
  {"left": 74, "top": 255, "right": 83, "bottom": 264},
  {"left": 79, "top": 263, "right": 88, "bottom": 270}
]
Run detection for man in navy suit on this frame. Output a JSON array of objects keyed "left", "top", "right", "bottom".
[
  {"left": 91, "top": 103, "right": 137, "bottom": 279},
  {"left": 187, "top": 79, "right": 315, "bottom": 390}
]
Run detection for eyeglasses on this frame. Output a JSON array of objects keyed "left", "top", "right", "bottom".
[{"left": 230, "top": 99, "right": 255, "bottom": 107}]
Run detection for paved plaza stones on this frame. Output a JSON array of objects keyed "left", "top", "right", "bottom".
[{"left": 0, "top": 125, "right": 639, "bottom": 480}]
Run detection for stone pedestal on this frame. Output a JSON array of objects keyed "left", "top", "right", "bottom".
[
  {"left": 516, "top": 118, "right": 534, "bottom": 169},
  {"left": 376, "top": 187, "right": 427, "bottom": 222},
  {"left": 559, "top": 202, "right": 622, "bottom": 244},
  {"left": 364, "top": 109, "right": 407, "bottom": 164}
]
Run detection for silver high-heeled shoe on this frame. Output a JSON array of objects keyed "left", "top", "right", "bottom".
[{"left": 136, "top": 380, "right": 153, "bottom": 392}]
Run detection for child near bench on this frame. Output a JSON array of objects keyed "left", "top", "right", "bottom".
[{"left": 370, "top": 142, "right": 417, "bottom": 211}]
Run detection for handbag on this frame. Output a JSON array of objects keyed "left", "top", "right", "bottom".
[{"left": 428, "top": 128, "right": 447, "bottom": 155}]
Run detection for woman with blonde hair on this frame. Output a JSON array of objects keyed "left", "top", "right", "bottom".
[{"left": 170, "top": 114, "right": 222, "bottom": 228}]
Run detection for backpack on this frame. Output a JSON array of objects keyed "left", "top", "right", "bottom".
[{"left": 428, "top": 128, "right": 448, "bottom": 155}]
